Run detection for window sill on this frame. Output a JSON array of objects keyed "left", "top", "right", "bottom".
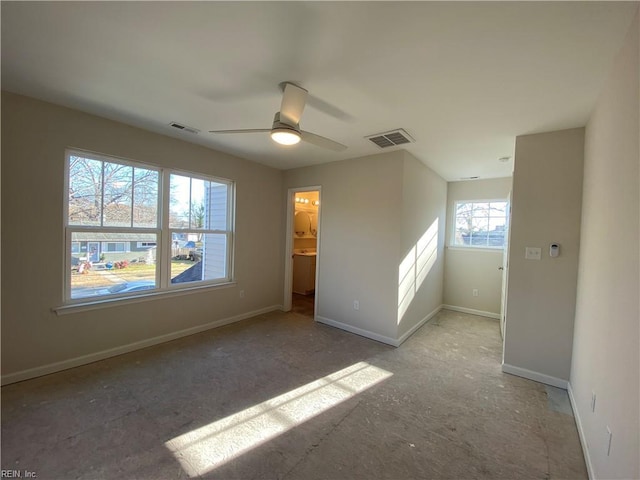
[
  {"left": 53, "top": 281, "right": 236, "bottom": 316},
  {"left": 447, "top": 246, "right": 504, "bottom": 253}
]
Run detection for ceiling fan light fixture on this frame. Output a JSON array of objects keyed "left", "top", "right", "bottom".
[{"left": 271, "top": 128, "right": 301, "bottom": 146}]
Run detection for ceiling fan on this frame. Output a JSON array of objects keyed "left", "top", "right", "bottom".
[{"left": 209, "top": 82, "right": 347, "bottom": 152}]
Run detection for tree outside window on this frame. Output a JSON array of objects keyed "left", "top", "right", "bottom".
[{"left": 454, "top": 201, "right": 508, "bottom": 248}]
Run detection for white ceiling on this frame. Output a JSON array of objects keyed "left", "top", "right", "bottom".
[{"left": 1, "top": 2, "right": 636, "bottom": 180}]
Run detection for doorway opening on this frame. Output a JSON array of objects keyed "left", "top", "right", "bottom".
[{"left": 284, "top": 187, "right": 321, "bottom": 319}]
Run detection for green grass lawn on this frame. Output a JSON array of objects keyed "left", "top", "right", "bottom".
[{"left": 72, "top": 260, "right": 196, "bottom": 288}]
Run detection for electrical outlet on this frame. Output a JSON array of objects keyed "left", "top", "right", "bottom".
[
  {"left": 353, "top": 300, "right": 360, "bottom": 311},
  {"left": 591, "top": 391, "right": 596, "bottom": 412},
  {"left": 239, "top": 290, "right": 245, "bottom": 298},
  {"left": 606, "top": 427, "right": 612, "bottom": 456},
  {"left": 472, "top": 289, "right": 479, "bottom": 297}
]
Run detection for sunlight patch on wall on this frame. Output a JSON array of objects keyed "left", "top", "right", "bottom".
[
  {"left": 165, "top": 361, "right": 393, "bottom": 477},
  {"left": 398, "top": 219, "right": 439, "bottom": 323}
]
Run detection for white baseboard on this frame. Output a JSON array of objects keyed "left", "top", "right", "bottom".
[
  {"left": 1, "top": 305, "right": 282, "bottom": 386},
  {"left": 501, "top": 363, "right": 569, "bottom": 389},
  {"left": 396, "top": 305, "right": 443, "bottom": 345},
  {"left": 442, "top": 304, "right": 500, "bottom": 320},
  {"left": 316, "top": 316, "right": 398, "bottom": 347},
  {"left": 567, "top": 383, "right": 594, "bottom": 480}
]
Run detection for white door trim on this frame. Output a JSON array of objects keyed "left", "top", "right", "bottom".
[{"left": 283, "top": 186, "right": 321, "bottom": 314}]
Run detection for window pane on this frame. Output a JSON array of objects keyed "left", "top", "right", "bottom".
[
  {"left": 133, "top": 167, "right": 159, "bottom": 228},
  {"left": 455, "top": 203, "right": 472, "bottom": 220},
  {"left": 454, "top": 200, "right": 508, "bottom": 248},
  {"left": 488, "top": 216, "right": 506, "bottom": 231},
  {"left": 202, "top": 233, "right": 228, "bottom": 280},
  {"left": 206, "top": 182, "right": 229, "bottom": 230},
  {"left": 103, "top": 162, "right": 133, "bottom": 227},
  {"left": 70, "top": 232, "right": 157, "bottom": 299},
  {"left": 171, "top": 231, "right": 202, "bottom": 283},
  {"left": 68, "top": 156, "right": 103, "bottom": 226},
  {"left": 191, "top": 178, "right": 206, "bottom": 229},
  {"left": 169, "top": 174, "right": 191, "bottom": 228},
  {"left": 473, "top": 202, "right": 490, "bottom": 217},
  {"left": 455, "top": 216, "right": 471, "bottom": 245},
  {"left": 471, "top": 216, "right": 489, "bottom": 232},
  {"left": 170, "top": 232, "right": 228, "bottom": 285},
  {"left": 489, "top": 202, "right": 507, "bottom": 216}
]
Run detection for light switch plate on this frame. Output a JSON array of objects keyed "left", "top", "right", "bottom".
[{"left": 525, "top": 247, "right": 542, "bottom": 260}]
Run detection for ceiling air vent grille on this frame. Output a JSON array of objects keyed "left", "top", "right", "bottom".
[
  {"left": 169, "top": 122, "right": 200, "bottom": 134},
  {"left": 366, "top": 129, "right": 414, "bottom": 149}
]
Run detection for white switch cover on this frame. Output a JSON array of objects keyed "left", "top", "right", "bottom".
[{"left": 525, "top": 247, "right": 542, "bottom": 260}]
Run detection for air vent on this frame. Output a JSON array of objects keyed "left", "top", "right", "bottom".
[
  {"left": 365, "top": 129, "right": 415, "bottom": 149},
  {"left": 169, "top": 122, "right": 199, "bottom": 134}
]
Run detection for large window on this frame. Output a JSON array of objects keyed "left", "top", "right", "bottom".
[
  {"left": 65, "top": 150, "right": 234, "bottom": 302},
  {"left": 453, "top": 200, "right": 508, "bottom": 248}
]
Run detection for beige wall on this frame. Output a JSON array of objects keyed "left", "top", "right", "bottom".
[
  {"left": 444, "top": 177, "right": 512, "bottom": 316},
  {"left": 284, "top": 150, "right": 447, "bottom": 345},
  {"left": 1, "top": 92, "right": 285, "bottom": 382},
  {"left": 398, "top": 151, "right": 447, "bottom": 340},
  {"left": 570, "top": 10, "right": 639, "bottom": 479},
  {"left": 284, "top": 151, "right": 404, "bottom": 343},
  {"left": 503, "top": 128, "right": 584, "bottom": 385}
]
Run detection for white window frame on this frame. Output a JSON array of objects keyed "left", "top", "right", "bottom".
[
  {"left": 164, "top": 170, "right": 235, "bottom": 291},
  {"left": 63, "top": 149, "right": 235, "bottom": 304},
  {"left": 451, "top": 198, "right": 509, "bottom": 250}
]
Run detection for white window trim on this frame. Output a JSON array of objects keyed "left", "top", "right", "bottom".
[
  {"left": 63, "top": 149, "right": 235, "bottom": 306},
  {"left": 451, "top": 198, "right": 509, "bottom": 250},
  {"left": 163, "top": 170, "right": 235, "bottom": 292},
  {"left": 53, "top": 281, "right": 236, "bottom": 315}
]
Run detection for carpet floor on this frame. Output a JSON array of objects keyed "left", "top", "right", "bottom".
[{"left": 1, "top": 308, "right": 587, "bottom": 479}]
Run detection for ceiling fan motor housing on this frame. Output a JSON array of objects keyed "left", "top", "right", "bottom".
[
  {"left": 270, "top": 112, "right": 302, "bottom": 145},
  {"left": 272, "top": 112, "right": 300, "bottom": 133}
]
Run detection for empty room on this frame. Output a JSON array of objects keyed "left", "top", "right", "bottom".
[{"left": 1, "top": 2, "right": 638, "bottom": 480}]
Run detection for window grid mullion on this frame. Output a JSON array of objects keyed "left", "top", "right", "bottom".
[
  {"left": 100, "top": 161, "right": 106, "bottom": 227},
  {"left": 188, "top": 178, "right": 193, "bottom": 229},
  {"left": 130, "top": 166, "right": 135, "bottom": 228},
  {"left": 160, "top": 169, "right": 171, "bottom": 289}
]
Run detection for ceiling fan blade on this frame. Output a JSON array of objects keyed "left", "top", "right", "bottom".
[
  {"left": 279, "top": 82, "right": 308, "bottom": 126},
  {"left": 306, "top": 94, "right": 356, "bottom": 123},
  {"left": 301, "top": 131, "right": 347, "bottom": 152},
  {"left": 209, "top": 129, "right": 271, "bottom": 134}
]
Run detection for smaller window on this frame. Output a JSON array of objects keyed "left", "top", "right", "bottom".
[
  {"left": 102, "top": 242, "right": 128, "bottom": 253},
  {"left": 453, "top": 200, "right": 508, "bottom": 248},
  {"left": 70, "top": 242, "right": 81, "bottom": 254},
  {"left": 137, "top": 241, "right": 157, "bottom": 248}
]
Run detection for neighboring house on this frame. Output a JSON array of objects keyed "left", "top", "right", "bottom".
[
  {"left": 71, "top": 233, "right": 156, "bottom": 263},
  {"left": 460, "top": 225, "right": 506, "bottom": 247}
]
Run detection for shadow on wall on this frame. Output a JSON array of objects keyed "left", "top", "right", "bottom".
[{"left": 398, "top": 218, "right": 439, "bottom": 324}]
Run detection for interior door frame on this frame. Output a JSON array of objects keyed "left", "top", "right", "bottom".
[
  {"left": 283, "top": 186, "right": 321, "bottom": 315},
  {"left": 500, "top": 191, "right": 513, "bottom": 358}
]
